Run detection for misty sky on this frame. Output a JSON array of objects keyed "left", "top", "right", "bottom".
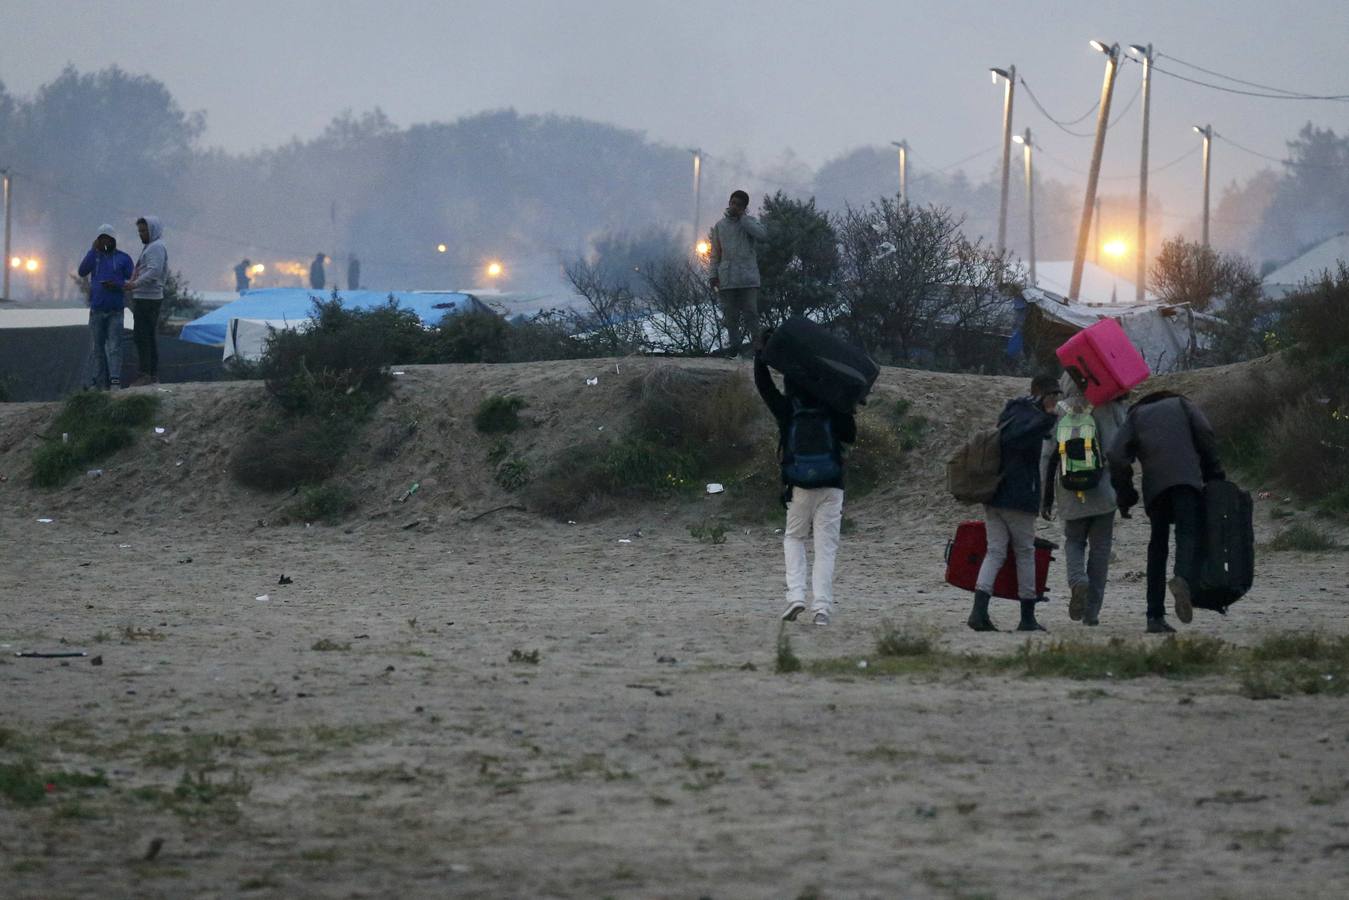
[{"left": 5, "top": 0, "right": 1348, "bottom": 208}]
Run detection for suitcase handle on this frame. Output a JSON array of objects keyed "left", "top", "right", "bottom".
[
  {"left": 1075, "top": 356, "right": 1102, "bottom": 387},
  {"left": 944, "top": 540, "right": 952, "bottom": 563}
]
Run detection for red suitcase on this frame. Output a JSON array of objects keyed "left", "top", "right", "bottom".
[
  {"left": 944, "top": 520, "right": 1054, "bottom": 600},
  {"left": 1055, "top": 318, "right": 1150, "bottom": 406}
]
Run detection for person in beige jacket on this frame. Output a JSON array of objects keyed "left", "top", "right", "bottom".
[{"left": 708, "top": 189, "right": 769, "bottom": 356}]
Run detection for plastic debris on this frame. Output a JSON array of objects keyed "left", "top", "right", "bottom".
[
  {"left": 393, "top": 370, "right": 406, "bottom": 375},
  {"left": 857, "top": 660, "right": 869, "bottom": 669},
  {"left": 278, "top": 574, "right": 293, "bottom": 585},
  {"left": 62, "top": 433, "right": 69, "bottom": 444},
  {"left": 618, "top": 539, "right": 632, "bottom": 544},
  {"left": 585, "top": 377, "right": 598, "bottom": 386},
  {"left": 398, "top": 482, "right": 420, "bottom": 503},
  {"left": 175, "top": 459, "right": 184, "bottom": 467},
  {"left": 706, "top": 483, "right": 724, "bottom": 494},
  {"left": 118, "top": 544, "right": 132, "bottom": 549},
  {"left": 153, "top": 427, "right": 166, "bottom": 435},
  {"left": 15, "top": 651, "right": 88, "bottom": 659},
  {"left": 255, "top": 594, "right": 270, "bottom": 602},
  {"left": 567, "top": 520, "right": 577, "bottom": 526},
  {"left": 37, "top": 518, "right": 54, "bottom": 524},
  {"left": 87, "top": 469, "right": 104, "bottom": 477}
]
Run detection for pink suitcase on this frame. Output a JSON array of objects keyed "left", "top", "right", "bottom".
[{"left": 1055, "top": 318, "right": 1149, "bottom": 405}]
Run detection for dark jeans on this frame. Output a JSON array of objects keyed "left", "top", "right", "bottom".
[
  {"left": 88, "top": 308, "right": 124, "bottom": 389},
  {"left": 1146, "top": 485, "right": 1203, "bottom": 619},
  {"left": 132, "top": 298, "right": 161, "bottom": 378},
  {"left": 718, "top": 286, "right": 760, "bottom": 353}
]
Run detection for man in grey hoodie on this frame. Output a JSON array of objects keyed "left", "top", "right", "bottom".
[
  {"left": 708, "top": 190, "right": 768, "bottom": 356},
  {"left": 1041, "top": 377, "right": 1128, "bottom": 626},
  {"left": 123, "top": 216, "right": 167, "bottom": 385}
]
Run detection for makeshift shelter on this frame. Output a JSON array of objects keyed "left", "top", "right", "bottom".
[
  {"left": 1019, "top": 286, "right": 1215, "bottom": 374},
  {"left": 1028, "top": 260, "right": 1159, "bottom": 306},
  {"left": 0, "top": 305, "right": 221, "bottom": 401},
  {"left": 1262, "top": 232, "right": 1349, "bottom": 300},
  {"left": 179, "top": 289, "right": 495, "bottom": 359}
]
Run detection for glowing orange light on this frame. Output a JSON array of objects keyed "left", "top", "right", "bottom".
[
  {"left": 1102, "top": 239, "right": 1128, "bottom": 258},
  {"left": 24, "top": 258, "right": 40, "bottom": 272},
  {"left": 437, "top": 243, "right": 447, "bottom": 253},
  {"left": 9, "top": 256, "right": 20, "bottom": 269},
  {"left": 695, "top": 240, "right": 711, "bottom": 256},
  {"left": 486, "top": 261, "right": 503, "bottom": 278}
]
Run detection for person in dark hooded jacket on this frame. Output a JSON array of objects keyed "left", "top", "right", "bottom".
[
  {"left": 967, "top": 374, "right": 1060, "bottom": 632},
  {"left": 1108, "top": 391, "right": 1224, "bottom": 633},
  {"left": 754, "top": 341, "right": 857, "bottom": 627}
]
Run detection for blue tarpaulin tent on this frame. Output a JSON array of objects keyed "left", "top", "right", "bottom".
[{"left": 178, "top": 289, "right": 492, "bottom": 348}]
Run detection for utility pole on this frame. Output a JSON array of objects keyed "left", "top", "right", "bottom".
[
  {"left": 990, "top": 65, "right": 1017, "bottom": 255},
  {"left": 1015, "top": 129, "right": 1036, "bottom": 285},
  {"left": 689, "top": 149, "right": 703, "bottom": 250},
  {"left": 1093, "top": 196, "right": 1102, "bottom": 264},
  {"left": 2, "top": 170, "right": 10, "bottom": 301},
  {"left": 890, "top": 140, "right": 909, "bottom": 204},
  {"left": 1070, "top": 41, "right": 1121, "bottom": 302},
  {"left": 1130, "top": 43, "right": 1154, "bottom": 301},
  {"left": 1194, "top": 124, "right": 1213, "bottom": 247}
]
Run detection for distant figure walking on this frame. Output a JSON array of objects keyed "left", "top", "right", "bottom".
[
  {"left": 709, "top": 189, "right": 768, "bottom": 356},
  {"left": 122, "top": 216, "right": 167, "bottom": 386},
  {"left": 1108, "top": 391, "right": 1225, "bottom": 633},
  {"left": 347, "top": 255, "right": 361, "bottom": 291},
  {"left": 234, "top": 258, "right": 252, "bottom": 292},
  {"left": 77, "top": 224, "right": 133, "bottom": 390},
  {"left": 310, "top": 253, "right": 326, "bottom": 290}
]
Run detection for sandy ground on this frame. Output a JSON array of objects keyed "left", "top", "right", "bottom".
[{"left": 2, "top": 359, "right": 1348, "bottom": 899}]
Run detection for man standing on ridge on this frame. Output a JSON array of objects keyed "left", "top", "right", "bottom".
[
  {"left": 234, "top": 258, "right": 252, "bottom": 292},
  {"left": 310, "top": 253, "right": 326, "bottom": 290},
  {"left": 708, "top": 189, "right": 768, "bottom": 357},
  {"left": 78, "top": 224, "right": 134, "bottom": 391},
  {"left": 122, "top": 216, "right": 167, "bottom": 386}
]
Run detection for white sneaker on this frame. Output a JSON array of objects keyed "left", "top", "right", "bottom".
[
  {"left": 781, "top": 601, "right": 807, "bottom": 622},
  {"left": 812, "top": 610, "right": 830, "bottom": 627}
]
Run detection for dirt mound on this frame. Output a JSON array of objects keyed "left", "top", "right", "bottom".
[{"left": 1, "top": 356, "right": 1235, "bottom": 533}]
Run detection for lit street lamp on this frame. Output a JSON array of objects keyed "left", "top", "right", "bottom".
[
  {"left": 990, "top": 65, "right": 1017, "bottom": 256},
  {"left": 485, "top": 260, "right": 503, "bottom": 279},
  {"left": 689, "top": 148, "right": 703, "bottom": 252}
]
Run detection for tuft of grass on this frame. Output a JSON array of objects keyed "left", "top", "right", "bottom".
[
  {"left": 230, "top": 417, "right": 351, "bottom": 492},
  {"left": 688, "top": 519, "right": 729, "bottom": 544},
  {"left": 286, "top": 483, "right": 357, "bottom": 524},
  {"left": 1269, "top": 506, "right": 1295, "bottom": 520},
  {"left": 874, "top": 620, "right": 934, "bottom": 658},
  {"left": 31, "top": 392, "right": 160, "bottom": 487},
  {"left": 311, "top": 639, "right": 351, "bottom": 652},
  {"left": 1268, "top": 523, "right": 1338, "bottom": 552},
  {"left": 1008, "top": 636, "right": 1227, "bottom": 679},
  {"left": 509, "top": 648, "right": 540, "bottom": 664},
  {"left": 494, "top": 457, "right": 530, "bottom": 491},
  {"left": 474, "top": 395, "right": 526, "bottom": 434},
  {"left": 0, "top": 762, "right": 108, "bottom": 807},
  {"left": 775, "top": 625, "right": 802, "bottom": 674}
]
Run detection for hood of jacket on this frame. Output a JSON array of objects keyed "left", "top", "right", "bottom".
[{"left": 141, "top": 216, "right": 163, "bottom": 243}]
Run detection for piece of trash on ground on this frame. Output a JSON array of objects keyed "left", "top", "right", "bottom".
[
  {"left": 153, "top": 426, "right": 166, "bottom": 435},
  {"left": 15, "top": 651, "right": 88, "bottom": 659},
  {"left": 278, "top": 574, "right": 293, "bottom": 585},
  {"left": 397, "top": 482, "right": 420, "bottom": 503},
  {"left": 567, "top": 520, "right": 577, "bottom": 525},
  {"left": 706, "top": 483, "right": 724, "bottom": 494},
  {"left": 118, "top": 544, "right": 132, "bottom": 549},
  {"left": 618, "top": 538, "right": 632, "bottom": 544},
  {"left": 393, "top": 370, "right": 406, "bottom": 375},
  {"left": 37, "top": 518, "right": 54, "bottom": 524},
  {"left": 255, "top": 594, "right": 270, "bottom": 602},
  {"left": 585, "top": 377, "right": 598, "bottom": 386},
  {"left": 401, "top": 520, "right": 421, "bottom": 530},
  {"left": 87, "top": 469, "right": 103, "bottom": 477}
]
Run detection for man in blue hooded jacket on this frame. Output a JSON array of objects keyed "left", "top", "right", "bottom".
[
  {"left": 77, "top": 224, "right": 133, "bottom": 390},
  {"left": 967, "top": 374, "right": 1061, "bottom": 632}
]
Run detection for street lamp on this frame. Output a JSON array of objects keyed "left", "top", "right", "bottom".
[
  {"left": 889, "top": 140, "right": 909, "bottom": 204},
  {"left": 1013, "top": 129, "right": 1036, "bottom": 285},
  {"left": 1069, "top": 40, "right": 1122, "bottom": 302},
  {"left": 24, "top": 257, "right": 39, "bottom": 273},
  {"left": 1194, "top": 124, "right": 1213, "bottom": 247},
  {"left": 1128, "top": 43, "right": 1154, "bottom": 302},
  {"left": 990, "top": 66, "right": 1017, "bottom": 255},
  {"left": 486, "top": 260, "right": 503, "bottom": 279},
  {"left": 436, "top": 243, "right": 447, "bottom": 253}
]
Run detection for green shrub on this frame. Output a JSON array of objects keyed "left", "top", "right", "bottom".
[
  {"left": 230, "top": 418, "right": 349, "bottom": 491},
  {"left": 286, "top": 484, "right": 357, "bottom": 524},
  {"left": 31, "top": 393, "right": 160, "bottom": 487},
  {"left": 433, "top": 311, "right": 510, "bottom": 363},
  {"left": 1268, "top": 523, "right": 1338, "bottom": 552},
  {"left": 689, "top": 519, "right": 729, "bottom": 544},
  {"left": 475, "top": 395, "right": 526, "bottom": 433},
  {"left": 494, "top": 457, "right": 530, "bottom": 491},
  {"left": 1009, "top": 635, "right": 1227, "bottom": 679},
  {"left": 775, "top": 626, "right": 802, "bottom": 674}
]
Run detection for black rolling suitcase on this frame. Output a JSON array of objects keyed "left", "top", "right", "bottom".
[
  {"left": 763, "top": 316, "right": 879, "bottom": 414},
  {"left": 1193, "top": 479, "right": 1255, "bottom": 613}
]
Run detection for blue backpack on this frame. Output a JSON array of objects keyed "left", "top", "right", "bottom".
[{"left": 782, "top": 399, "right": 843, "bottom": 488}]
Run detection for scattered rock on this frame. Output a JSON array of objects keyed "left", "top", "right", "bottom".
[
  {"left": 143, "top": 837, "right": 164, "bottom": 861},
  {"left": 91, "top": 655, "right": 103, "bottom": 666}
]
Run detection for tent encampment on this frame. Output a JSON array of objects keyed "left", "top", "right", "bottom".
[
  {"left": 1263, "top": 232, "right": 1349, "bottom": 300},
  {"left": 179, "top": 289, "right": 495, "bottom": 358}
]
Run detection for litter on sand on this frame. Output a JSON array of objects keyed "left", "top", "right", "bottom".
[
  {"left": 255, "top": 594, "right": 270, "bottom": 602},
  {"left": 87, "top": 469, "right": 104, "bottom": 477},
  {"left": 706, "top": 483, "right": 725, "bottom": 494},
  {"left": 37, "top": 518, "right": 54, "bottom": 523},
  {"left": 15, "top": 651, "right": 88, "bottom": 659},
  {"left": 393, "top": 370, "right": 406, "bottom": 375},
  {"left": 618, "top": 539, "right": 632, "bottom": 544},
  {"left": 153, "top": 427, "right": 166, "bottom": 435},
  {"left": 585, "top": 377, "right": 599, "bottom": 386}
]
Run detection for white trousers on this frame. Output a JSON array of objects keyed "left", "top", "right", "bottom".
[{"left": 784, "top": 486, "right": 844, "bottom": 613}]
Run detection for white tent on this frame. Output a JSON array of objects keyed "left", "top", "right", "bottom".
[
  {"left": 1029, "top": 260, "right": 1160, "bottom": 306},
  {"left": 223, "top": 317, "right": 314, "bottom": 361}
]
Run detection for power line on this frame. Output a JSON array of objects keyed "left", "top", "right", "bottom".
[
  {"left": 909, "top": 144, "right": 999, "bottom": 173},
  {"left": 1034, "top": 142, "right": 1199, "bottom": 181},
  {"left": 1213, "top": 132, "right": 1348, "bottom": 169},
  {"left": 1150, "top": 61, "right": 1349, "bottom": 101},
  {"left": 1158, "top": 51, "right": 1349, "bottom": 100},
  {"left": 1019, "top": 74, "right": 1143, "bottom": 139}
]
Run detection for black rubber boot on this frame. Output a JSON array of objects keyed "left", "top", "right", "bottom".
[
  {"left": 1084, "top": 597, "right": 1102, "bottom": 627},
  {"left": 967, "top": 590, "right": 998, "bottom": 632},
  {"left": 1016, "top": 599, "right": 1047, "bottom": 632},
  {"left": 1146, "top": 617, "right": 1176, "bottom": 634}
]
